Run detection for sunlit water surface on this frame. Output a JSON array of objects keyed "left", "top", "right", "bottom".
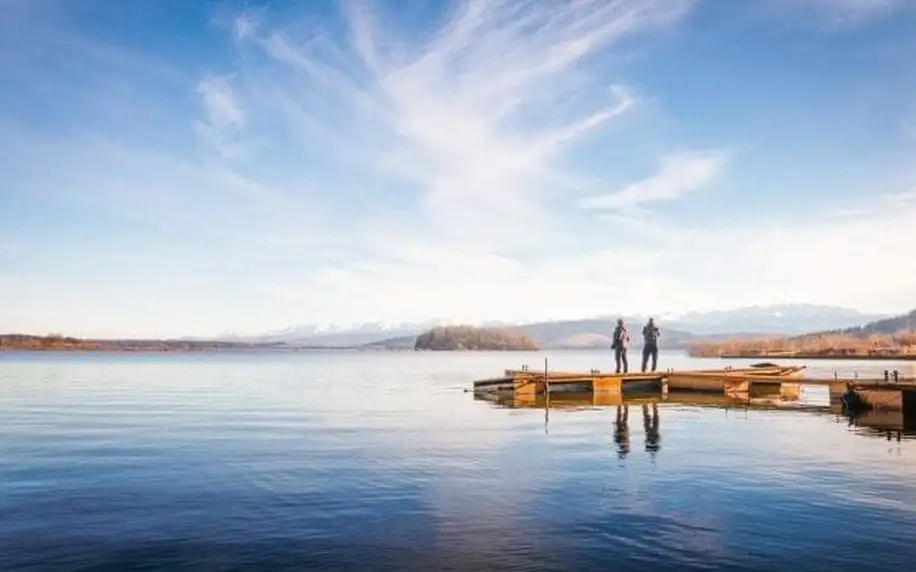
[{"left": 2, "top": 351, "right": 916, "bottom": 571}]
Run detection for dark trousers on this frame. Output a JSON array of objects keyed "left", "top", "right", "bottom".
[
  {"left": 642, "top": 343, "right": 658, "bottom": 372},
  {"left": 614, "top": 347, "right": 628, "bottom": 373}
]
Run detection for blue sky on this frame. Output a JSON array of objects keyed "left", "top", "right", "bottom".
[{"left": 2, "top": 0, "right": 916, "bottom": 338}]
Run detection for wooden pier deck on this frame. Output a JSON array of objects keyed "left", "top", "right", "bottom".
[
  {"left": 473, "top": 364, "right": 806, "bottom": 395},
  {"left": 471, "top": 363, "right": 916, "bottom": 412}
]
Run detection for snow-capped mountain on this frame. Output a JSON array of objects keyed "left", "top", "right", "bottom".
[
  {"left": 216, "top": 304, "right": 890, "bottom": 346},
  {"left": 664, "top": 304, "right": 889, "bottom": 336},
  {"left": 210, "top": 319, "right": 464, "bottom": 346}
]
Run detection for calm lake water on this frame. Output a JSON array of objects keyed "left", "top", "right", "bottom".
[{"left": 2, "top": 350, "right": 916, "bottom": 571}]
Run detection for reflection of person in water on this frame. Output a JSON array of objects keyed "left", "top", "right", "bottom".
[
  {"left": 643, "top": 403, "right": 661, "bottom": 456},
  {"left": 613, "top": 405, "right": 630, "bottom": 459}
]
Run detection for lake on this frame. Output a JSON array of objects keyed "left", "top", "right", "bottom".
[{"left": 2, "top": 350, "right": 915, "bottom": 571}]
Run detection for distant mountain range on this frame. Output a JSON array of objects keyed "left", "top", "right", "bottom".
[
  {"left": 664, "top": 304, "right": 887, "bottom": 336},
  {"left": 827, "top": 309, "right": 916, "bottom": 337},
  {"left": 202, "top": 304, "right": 891, "bottom": 350}
]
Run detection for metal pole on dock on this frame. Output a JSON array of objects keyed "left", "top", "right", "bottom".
[
  {"left": 544, "top": 358, "right": 550, "bottom": 401},
  {"left": 544, "top": 357, "right": 550, "bottom": 434}
]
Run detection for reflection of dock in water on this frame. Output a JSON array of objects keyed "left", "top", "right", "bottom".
[
  {"left": 472, "top": 362, "right": 916, "bottom": 413},
  {"left": 830, "top": 405, "right": 916, "bottom": 442},
  {"left": 474, "top": 390, "right": 916, "bottom": 442},
  {"left": 475, "top": 389, "right": 827, "bottom": 411}
]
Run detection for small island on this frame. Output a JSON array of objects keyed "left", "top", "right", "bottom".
[{"left": 414, "top": 326, "right": 538, "bottom": 351}]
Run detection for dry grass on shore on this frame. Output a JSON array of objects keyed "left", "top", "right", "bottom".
[{"left": 688, "top": 330, "right": 916, "bottom": 358}]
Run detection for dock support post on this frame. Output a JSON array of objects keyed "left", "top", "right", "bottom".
[
  {"left": 593, "top": 377, "right": 623, "bottom": 396},
  {"left": 724, "top": 379, "right": 749, "bottom": 396},
  {"left": 544, "top": 357, "right": 549, "bottom": 432},
  {"left": 828, "top": 382, "right": 849, "bottom": 400},
  {"left": 514, "top": 377, "right": 537, "bottom": 398},
  {"left": 544, "top": 358, "right": 550, "bottom": 405},
  {"left": 780, "top": 382, "right": 801, "bottom": 400}
]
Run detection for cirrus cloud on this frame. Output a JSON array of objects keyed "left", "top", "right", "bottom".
[
  {"left": 2, "top": 0, "right": 916, "bottom": 337},
  {"left": 577, "top": 151, "right": 728, "bottom": 211}
]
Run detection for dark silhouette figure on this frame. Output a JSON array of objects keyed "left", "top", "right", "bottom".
[
  {"left": 611, "top": 319, "right": 629, "bottom": 374},
  {"left": 613, "top": 405, "right": 630, "bottom": 459},
  {"left": 641, "top": 317, "right": 660, "bottom": 372},
  {"left": 643, "top": 402, "right": 661, "bottom": 456}
]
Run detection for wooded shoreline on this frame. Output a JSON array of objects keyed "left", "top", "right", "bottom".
[
  {"left": 0, "top": 335, "right": 263, "bottom": 352},
  {"left": 716, "top": 353, "right": 916, "bottom": 361},
  {"left": 0, "top": 334, "right": 342, "bottom": 352},
  {"left": 688, "top": 329, "right": 916, "bottom": 361}
]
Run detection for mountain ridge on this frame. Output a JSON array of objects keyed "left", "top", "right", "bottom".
[
  {"left": 208, "top": 304, "right": 890, "bottom": 348},
  {"left": 688, "top": 308, "right": 916, "bottom": 358}
]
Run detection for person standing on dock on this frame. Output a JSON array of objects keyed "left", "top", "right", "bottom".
[
  {"left": 641, "top": 317, "right": 660, "bottom": 372},
  {"left": 611, "top": 318, "right": 629, "bottom": 374}
]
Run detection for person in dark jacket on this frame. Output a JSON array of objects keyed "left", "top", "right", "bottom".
[
  {"left": 641, "top": 317, "right": 660, "bottom": 372},
  {"left": 611, "top": 318, "right": 629, "bottom": 374}
]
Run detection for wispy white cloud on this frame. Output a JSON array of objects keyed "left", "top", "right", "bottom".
[
  {"left": 884, "top": 189, "right": 916, "bottom": 205},
  {"left": 577, "top": 150, "right": 727, "bottom": 211},
  {"left": 808, "top": 0, "right": 901, "bottom": 20},
  {"left": 902, "top": 103, "right": 916, "bottom": 142},
  {"left": 168, "top": 1, "right": 916, "bottom": 326},
  {"left": 573, "top": 188, "right": 916, "bottom": 315},
  {"left": 195, "top": 74, "right": 246, "bottom": 159},
  {"left": 231, "top": 13, "right": 258, "bottom": 42},
  {"left": 228, "top": 0, "right": 695, "bottom": 251},
  {"left": 5, "top": 0, "right": 916, "bottom": 337},
  {"left": 767, "top": 0, "right": 904, "bottom": 28}
]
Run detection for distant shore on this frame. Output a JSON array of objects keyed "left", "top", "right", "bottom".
[
  {"left": 0, "top": 345, "right": 389, "bottom": 353},
  {"left": 689, "top": 329, "right": 916, "bottom": 362},
  {"left": 716, "top": 353, "right": 916, "bottom": 361},
  {"left": 0, "top": 334, "right": 375, "bottom": 353}
]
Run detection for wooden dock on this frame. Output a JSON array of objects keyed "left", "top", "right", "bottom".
[{"left": 471, "top": 363, "right": 916, "bottom": 412}]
